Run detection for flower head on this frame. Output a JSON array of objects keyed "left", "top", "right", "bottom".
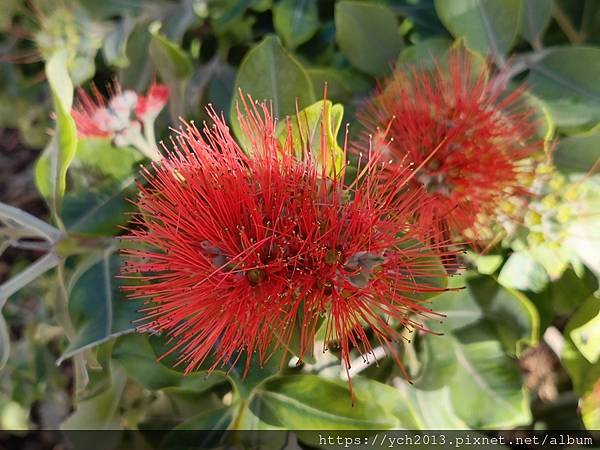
[
  {"left": 121, "top": 99, "right": 458, "bottom": 387},
  {"left": 72, "top": 82, "right": 169, "bottom": 161},
  {"left": 135, "top": 83, "right": 170, "bottom": 122},
  {"left": 359, "top": 50, "right": 543, "bottom": 246}
]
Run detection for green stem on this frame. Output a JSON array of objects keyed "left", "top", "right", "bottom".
[
  {"left": 0, "top": 252, "right": 60, "bottom": 306},
  {"left": 0, "top": 201, "right": 62, "bottom": 242}
]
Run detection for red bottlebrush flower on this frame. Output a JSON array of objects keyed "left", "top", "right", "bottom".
[
  {"left": 72, "top": 83, "right": 138, "bottom": 138},
  {"left": 358, "top": 50, "right": 543, "bottom": 246},
  {"left": 135, "top": 83, "right": 170, "bottom": 122},
  {"left": 121, "top": 98, "right": 458, "bottom": 388},
  {"left": 71, "top": 82, "right": 168, "bottom": 161}
]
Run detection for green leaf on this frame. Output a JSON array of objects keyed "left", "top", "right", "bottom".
[
  {"left": 306, "top": 68, "right": 370, "bottom": 102},
  {"left": 448, "top": 321, "right": 532, "bottom": 428},
  {"left": 34, "top": 50, "right": 78, "bottom": 223},
  {"left": 497, "top": 250, "right": 549, "bottom": 293},
  {"left": 469, "top": 276, "right": 540, "bottom": 355},
  {"left": 61, "top": 138, "right": 142, "bottom": 236},
  {"left": 173, "top": 405, "right": 233, "bottom": 430},
  {"left": 432, "top": 273, "right": 539, "bottom": 356},
  {"left": 549, "top": 267, "right": 598, "bottom": 316},
  {"left": 434, "top": 0, "right": 522, "bottom": 60},
  {"left": 149, "top": 25, "right": 192, "bottom": 119},
  {"left": 149, "top": 26, "right": 193, "bottom": 79},
  {"left": 413, "top": 334, "right": 458, "bottom": 390},
  {"left": 470, "top": 253, "right": 504, "bottom": 275},
  {"left": 230, "top": 35, "right": 315, "bottom": 147},
  {"left": 0, "top": 313, "right": 8, "bottom": 371},
  {"left": 113, "top": 333, "right": 226, "bottom": 393},
  {"left": 554, "top": 126, "right": 600, "bottom": 174},
  {"left": 561, "top": 295, "right": 600, "bottom": 430},
  {"left": 397, "top": 37, "right": 452, "bottom": 67},
  {"left": 273, "top": 0, "right": 319, "bottom": 49},
  {"left": 275, "top": 99, "right": 344, "bottom": 178},
  {"left": 335, "top": 1, "right": 403, "bottom": 75},
  {"left": 527, "top": 46, "right": 600, "bottom": 128},
  {"left": 61, "top": 363, "right": 126, "bottom": 429},
  {"left": 58, "top": 254, "right": 139, "bottom": 363},
  {"left": 570, "top": 302, "right": 600, "bottom": 364},
  {"left": 249, "top": 375, "right": 399, "bottom": 431},
  {"left": 394, "top": 383, "right": 470, "bottom": 429},
  {"left": 520, "top": 0, "right": 552, "bottom": 47}
]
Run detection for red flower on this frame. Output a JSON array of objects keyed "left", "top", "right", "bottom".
[
  {"left": 72, "top": 83, "right": 138, "bottom": 138},
  {"left": 71, "top": 81, "right": 169, "bottom": 161},
  {"left": 135, "top": 83, "right": 170, "bottom": 122},
  {"left": 121, "top": 98, "right": 457, "bottom": 388},
  {"left": 358, "top": 50, "right": 542, "bottom": 246}
]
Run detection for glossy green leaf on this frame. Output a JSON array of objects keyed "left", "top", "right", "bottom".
[
  {"left": 561, "top": 295, "right": 600, "bottom": 430},
  {"left": 249, "top": 375, "right": 398, "bottom": 430},
  {"left": 61, "top": 363, "right": 126, "bottom": 429},
  {"left": 554, "top": 126, "right": 600, "bottom": 174},
  {"left": 471, "top": 253, "right": 504, "bottom": 275},
  {"left": 397, "top": 37, "right": 452, "bottom": 67},
  {"left": 58, "top": 254, "right": 139, "bottom": 363},
  {"left": 570, "top": 304, "right": 600, "bottom": 364},
  {"left": 468, "top": 275, "right": 540, "bottom": 355},
  {"left": 432, "top": 273, "right": 539, "bottom": 356},
  {"left": 413, "top": 334, "right": 458, "bottom": 390},
  {"left": 307, "top": 68, "right": 370, "bottom": 102},
  {"left": 273, "top": 0, "right": 319, "bottom": 49},
  {"left": 61, "top": 138, "right": 142, "bottom": 236},
  {"left": 527, "top": 46, "right": 600, "bottom": 128},
  {"left": 34, "top": 50, "right": 78, "bottom": 222},
  {"left": 149, "top": 25, "right": 192, "bottom": 120},
  {"left": 230, "top": 35, "right": 315, "bottom": 147},
  {"left": 335, "top": 1, "right": 403, "bottom": 75},
  {"left": 448, "top": 321, "right": 532, "bottom": 428},
  {"left": 435, "top": 0, "right": 522, "bottom": 60},
  {"left": 498, "top": 250, "right": 549, "bottom": 293},
  {"left": 394, "top": 383, "right": 470, "bottom": 429},
  {"left": 113, "top": 333, "right": 226, "bottom": 393},
  {"left": 549, "top": 267, "right": 598, "bottom": 316},
  {"left": 520, "top": 0, "right": 552, "bottom": 47},
  {"left": 149, "top": 27, "right": 193, "bottom": 79},
  {"left": 275, "top": 99, "right": 344, "bottom": 178}
]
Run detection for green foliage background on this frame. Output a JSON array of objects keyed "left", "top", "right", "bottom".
[{"left": 0, "top": 0, "right": 599, "bottom": 440}]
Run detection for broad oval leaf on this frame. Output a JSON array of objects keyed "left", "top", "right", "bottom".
[
  {"left": 448, "top": 322, "right": 532, "bottom": 428},
  {"left": 498, "top": 250, "right": 549, "bottom": 293},
  {"left": 230, "top": 35, "right": 315, "bottom": 148},
  {"left": 520, "top": 0, "right": 552, "bottom": 47},
  {"left": 58, "top": 254, "right": 139, "bottom": 363},
  {"left": 113, "top": 333, "right": 226, "bottom": 393},
  {"left": 394, "top": 383, "right": 470, "bottom": 429},
  {"left": 62, "top": 138, "right": 142, "bottom": 236},
  {"left": 273, "top": 0, "right": 319, "bottom": 49},
  {"left": 249, "top": 375, "right": 398, "bottom": 430},
  {"left": 435, "top": 0, "right": 522, "bottom": 60},
  {"left": 554, "top": 126, "right": 600, "bottom": 174},
  {"left": 527, "top": 46, "right": 600, "bottom": 128},
  {"left": 335, "top": 1, "right": 403, "bottom": 75}
]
